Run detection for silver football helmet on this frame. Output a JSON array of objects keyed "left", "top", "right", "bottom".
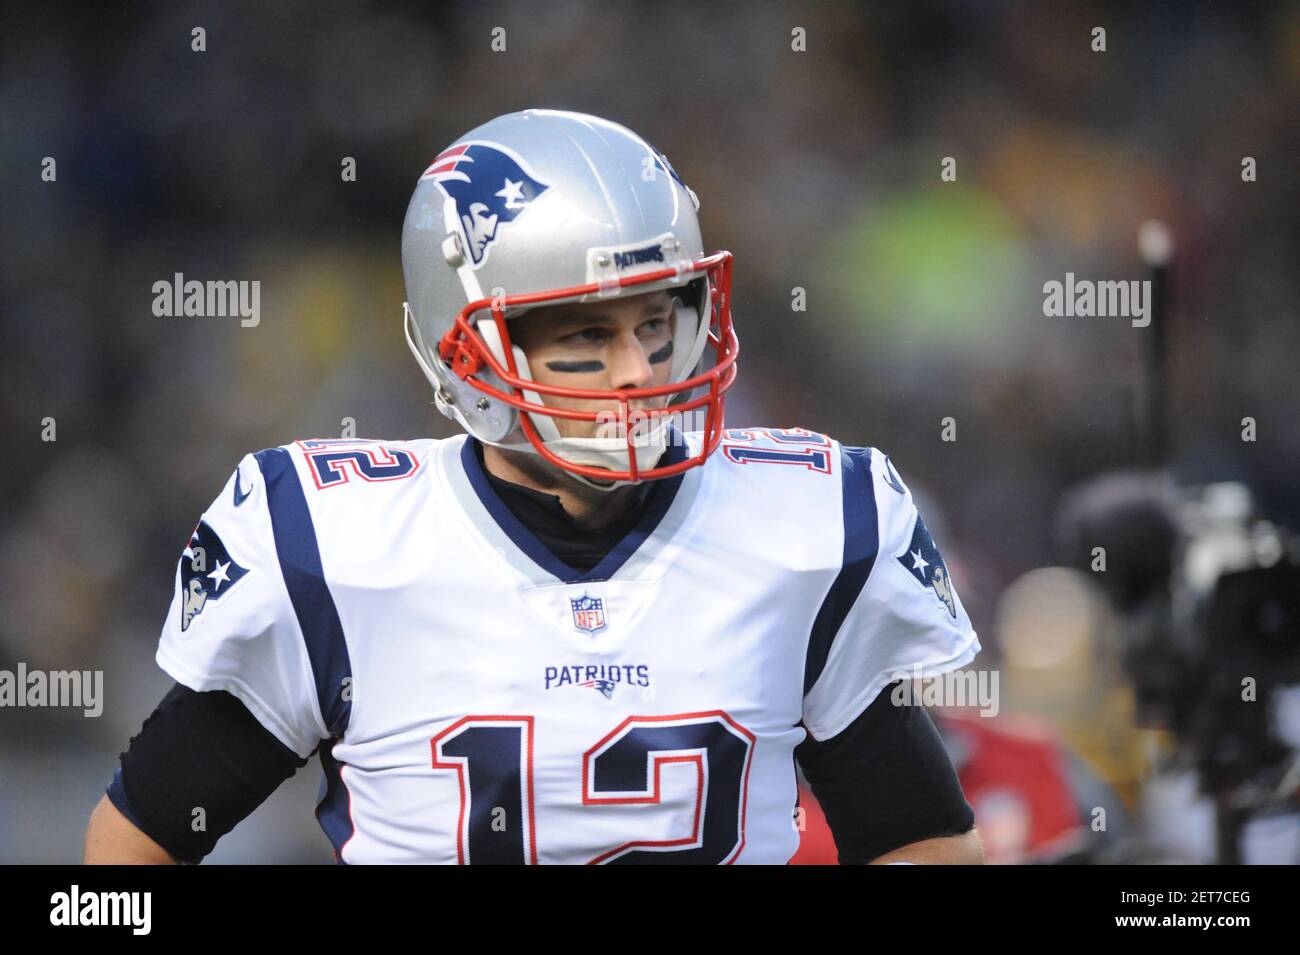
[{"left": 401, "top": 108, "right": 738, "bottom": 491}]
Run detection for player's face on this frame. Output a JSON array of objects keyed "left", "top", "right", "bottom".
[{"left": 509, "top": 289, "right": 677, "bottom": 441}]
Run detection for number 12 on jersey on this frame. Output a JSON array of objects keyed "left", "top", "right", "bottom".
[{"left": 431, "top": 711, "right": 755, "bottom": 864}]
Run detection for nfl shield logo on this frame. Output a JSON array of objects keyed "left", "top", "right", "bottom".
[{"left": 570, "top": 593, "right": 607, "bottom": 634}]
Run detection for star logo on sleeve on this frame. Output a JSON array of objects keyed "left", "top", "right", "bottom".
[
  {"left": 179, "top": 521, "right": 250, "bottom": 632},
  {"left": 207, "top": 559, "right": 233, "bottom": 590},
  {"left": 897, "top": 514, "right": 957, "bottom": 618}
]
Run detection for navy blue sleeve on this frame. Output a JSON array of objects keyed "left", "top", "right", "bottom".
[{"left": 795, "top": 681, "right": 975, "bottom": 864}]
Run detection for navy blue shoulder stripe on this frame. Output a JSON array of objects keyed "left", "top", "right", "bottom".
[
  {"left": 254, "top": 447, "right": 353, "bottom": 738},
  {"left": 804, "top": 445, "right": 880, "bottom": 696}
]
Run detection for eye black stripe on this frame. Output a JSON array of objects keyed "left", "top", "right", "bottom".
[
  {"left": 545, "top": 360, "right": 605, "bottom": 373},
  {"left": 648, "top": 340, "right": 673, "bottom": 364}
]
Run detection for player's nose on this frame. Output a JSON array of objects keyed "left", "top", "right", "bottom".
[{"left": 607, "top": 329, "right": 656, "bottom": 392}]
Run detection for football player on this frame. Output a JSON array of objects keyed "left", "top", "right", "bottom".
[{"left": 85, "top": 109, "right": 983, "bottom": 864}]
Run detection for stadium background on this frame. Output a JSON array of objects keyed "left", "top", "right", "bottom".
[{"left": 1, "top": 1, "right": 1297, "bottom": 862}]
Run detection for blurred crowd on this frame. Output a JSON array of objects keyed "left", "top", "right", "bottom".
[{"left": 1, "top": 1, "right": 1297, "bottom": 862}]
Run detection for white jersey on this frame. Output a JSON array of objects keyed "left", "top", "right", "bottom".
[{"left": 158, "top": 426, "right": 979, "bottom": 864}]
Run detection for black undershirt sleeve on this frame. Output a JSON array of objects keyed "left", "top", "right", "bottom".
[
  {"left": 106, "top": 683, "right": 310, "bottom": 863},
  {"left": 795, "top": 681, "right": 975, "bottom": 864}
]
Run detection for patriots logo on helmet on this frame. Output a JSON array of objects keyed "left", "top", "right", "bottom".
[
  {"left": 897, "top": 514, "right": 958, "bottom": 618},
  {"left": 420, "top": 141, "right": 550, "bottom": 267},
  {"left": 179, "top": 521, "right": 250, "bottom": 632}
]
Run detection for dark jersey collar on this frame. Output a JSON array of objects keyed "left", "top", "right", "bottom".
[{"left": 460, "top": 430, "right": 688, "bottom": 584}]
